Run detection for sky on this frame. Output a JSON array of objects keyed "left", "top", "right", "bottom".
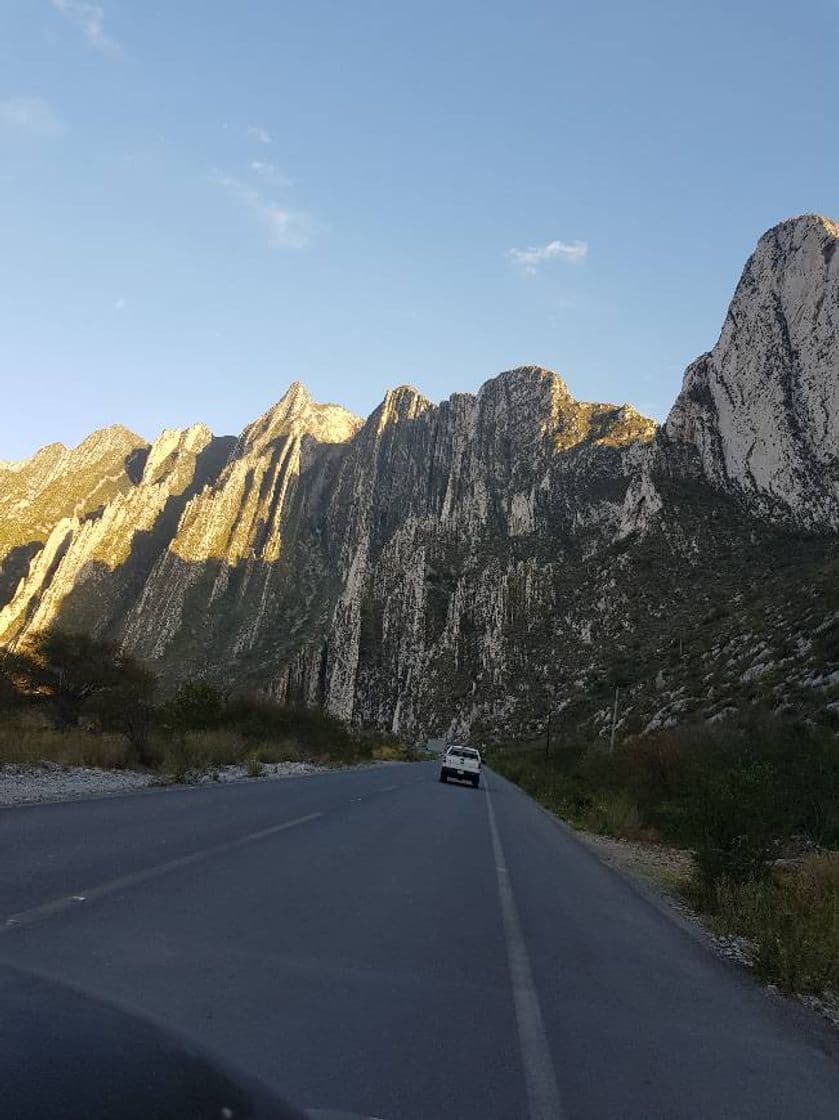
[{"left": 1, "top": 0, "right": 837, "bottom": 460}]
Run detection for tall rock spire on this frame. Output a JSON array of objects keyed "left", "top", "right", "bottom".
[{"left": 666, "top": 215, "right": 839, "bottom": 528}]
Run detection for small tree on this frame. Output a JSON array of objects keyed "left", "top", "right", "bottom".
[
  {"left": 24, "top": 631, "right": 126, "bottom": 729},
  {"left": 88, "top": 656, "right": 158, "bottom": 765},
  {"left": 0, "top": 648, "right": 35, "bottom": 712},
  {"left": 686, "top": 756, "right": 781, "bottom": 890},
  {"left": 163, "top": 681, "right": 224, "bottom": 736}
]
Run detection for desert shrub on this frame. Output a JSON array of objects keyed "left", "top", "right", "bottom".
[
  {"left": 764, "top": 724, "right": 839, "bottom": 847},
  {"left": 683, "top": 754, "right": 780, "bottom": 887},
  {"left": 221, "top": 696, "right": 357, "bottom": 758},
  {"left": 371, "top": 744, "right": 406, "bottom": 762},
  {"left": 22, "top": 631, "right": 146, "bottom": 730},
  {"left": 161, "top": 742, "right": 190, "bottom": 784},
  {"left": 87, "top": 659, "right": 158, "bottom": 766},
  {"left": 711, "top": 856, "right": 839, "bottom": 994},
  {"left": 157, "top": 729, "right": 244, "bottom": 781},
  {"left": 163, "top": 682, "right": 225, "bottom": 734},
  {"left": 182, "top": 729, "right": 246, "bottom": 768},
  {"left": 0, "top": 650, "right": 34, "bottom": 712},
  {"left": 587, "top": 790, "right": 643, "bottom": 838},
  {"left": 249, "top": 739, "right": 304, "bottom": 764},
  {"left": 618, "top": 732, "right": 687, "bottom": 819},
  {"left": 245, "top": 753, "right": 264, "bottom": 777}
]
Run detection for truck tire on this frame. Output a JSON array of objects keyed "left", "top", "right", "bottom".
[
  {"left": 439, "top": 771, "right": 447, "bottom": 783},
  {"left": 473, "top": 776, "right": 480, "bottom": 788}
]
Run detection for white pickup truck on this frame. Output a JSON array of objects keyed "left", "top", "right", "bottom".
[{"left": 439, "top": 745, "right": 482, "bottom": 788}]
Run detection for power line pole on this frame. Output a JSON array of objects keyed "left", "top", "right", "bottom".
[{"left": 609, "top": 686, "right": 620, "bottom": 754}]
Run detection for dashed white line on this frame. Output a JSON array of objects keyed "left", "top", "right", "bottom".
[
  {"left": 486, "top": 779, "right": 565, "bottom": 1120},
  {"left": 2, "top": 812, "right": 322, "bottom": 933}
]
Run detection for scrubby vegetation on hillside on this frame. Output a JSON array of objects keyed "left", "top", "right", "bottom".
[
  {"left": 0, "top": 631, "right": 403, "bottom": 779},
  {"left": 491, "top": 713, "right": 839, "bottom": 999}
]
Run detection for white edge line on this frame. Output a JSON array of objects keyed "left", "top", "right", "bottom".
[{"left": 486, "top": 776, "right": 565, "bottom": 1120}]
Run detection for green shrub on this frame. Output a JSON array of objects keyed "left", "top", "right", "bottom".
[
  {"left": 685, "top": 757, "right": 780, "bottom": 887},
  {"left": 221, "top": 696, "right": 357, "bottom": 758},
  {"left": 588, "top": 790, "right": 643, "bottom": 838},
  {"left": 163, "top": 682, "right": 224, "bottom": 734},
  {"left": 711, "top": 856, "right": 839, "bottom": 994},
  {"left": 162, "top": 743, "right": 190, "bottom": 784}
]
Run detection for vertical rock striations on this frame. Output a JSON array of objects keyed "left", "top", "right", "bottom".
[
  {"left": 666, "top": 215, "right": 839, "bottom": 528},
  {"left": 2, "top": 214, "right": 838, "bottom": 736}
]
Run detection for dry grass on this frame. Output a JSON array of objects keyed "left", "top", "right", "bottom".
[
  {"left": 711, "top": 854, "right": 839, "bottom": 995},
  {"left": 0, "top": 712, "right": 132, "bottom": 770},
  {"left": 587, "top": 790, "right": 644, "bottom": 840},
  {"left": 372, "top": 743, "right": 407, "bottom": 762},
  {"left": 159, "top": 730, "right": 314, "bottom": 781},
  {"left": 0, "top": 705, "right": 402, "bottom": 783}
]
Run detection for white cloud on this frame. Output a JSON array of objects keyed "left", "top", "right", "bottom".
[
  {"left": 0, "top": 96, "right": 64, "bottom": 135},
  {"left": 212, "top": 173, "right": 316, "bottom": 249},
  {"left": 508, "top": 238, "right": 588, "bottom": 274},
  {"left": 51, "top": 0, "right": 120, "bottom": 56},
  {"left": 250, "top": 160, "right": 293, "bottom": 187},
  {"left": 247, "top": 125, "right": 272, "bottom": 145}
]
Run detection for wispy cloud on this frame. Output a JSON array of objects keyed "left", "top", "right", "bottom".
[
  {"left": 51, "top": 0, "right": 120, "bottom": 56},
  {"left": 0, "top": 96, "right": 64, "bottom": 135},
  {"left": 212, "top": 173, "right": 316, "bottom": 249},
  {"left": 250, "top": 160, "right": 293, "bottom": 187},
  {"left": 114, "top": 297, "right": 126, "bottom": 311},
  {"left": 508, "top": 238, "right": 588, "bottom": 274},
  {"left": 247, "top": 125, "right": 272, "bottom": 145}
]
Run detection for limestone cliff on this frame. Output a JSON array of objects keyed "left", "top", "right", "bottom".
[
  {"left": 2, "top": 215, "right": 838, "bottom": 739},
  {"left": 666, "top": 215, "right": 839, "bottom": 528}
]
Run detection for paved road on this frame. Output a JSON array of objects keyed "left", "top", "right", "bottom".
[{"left": 1, "top": 762, "right": 838, "bottom": 1119}]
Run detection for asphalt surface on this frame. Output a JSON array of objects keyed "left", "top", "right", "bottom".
[{"left": 1, "top": 762, "right": 838, "bottom": 1119}]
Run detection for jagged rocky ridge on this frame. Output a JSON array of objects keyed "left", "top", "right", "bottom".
[{"left": 1, "top": 215, "right": 838, "bottom": 741}]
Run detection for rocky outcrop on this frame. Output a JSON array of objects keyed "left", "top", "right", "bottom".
[
  {"left": 0, "top": 425, "right": 234, "bottom": 644},
  {"left": 666, "top": 215, "right": 839, "bottom": 529},
  {"left": 2, "top": 215, "right": 838, "bottom": 737}
]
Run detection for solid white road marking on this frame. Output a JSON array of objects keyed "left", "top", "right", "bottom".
[
  {"left": 2, "top": 812, "right": 323, "bottom": 932},
  {"left": 486, "top": 780, "right": 565, "bottom": 1120}
]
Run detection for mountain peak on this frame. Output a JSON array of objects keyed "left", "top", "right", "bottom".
[
  {"left": 242, "top": 382, "right": 360, "bottom": 452},
  {"left": 485, "top": 365, "right": 572, "bottom": 396},
  {"left": 759, "top": 213, "right": 839, "bottom": 242},
  {"left": 666, "top": 212, "right": 839, "bottom": 527}
]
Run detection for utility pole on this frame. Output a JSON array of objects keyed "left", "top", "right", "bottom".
[
  {"left": 545, "top": 708, "right": 551, "bottom": 759},
  {"left": 609, "top": 685, "right": 620, "bottom": 754}
]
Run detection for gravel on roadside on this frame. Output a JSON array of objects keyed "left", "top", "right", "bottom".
[
  {"left": 0, "top": 760, "right": 342, "bottom": 808},
  {"left": 0, "top": 763, "right": 158, "bottom": 806}
]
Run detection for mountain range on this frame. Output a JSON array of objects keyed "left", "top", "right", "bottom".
[{"left": 2, "top": 214, "right": 838, "bottom": 742}]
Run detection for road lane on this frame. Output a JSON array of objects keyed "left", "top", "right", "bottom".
[
  {"left": 0, "top": 764, "right": 414, "bottom": 918},
  {"left": 1, "top": 763, "right": 524, "bottom": 1119},
  {"left": 1, "top": 762, "right": 838, "bottom": 1119},
  {"left": 488, "top": 770, "right": 839, "bottom": 1119}
]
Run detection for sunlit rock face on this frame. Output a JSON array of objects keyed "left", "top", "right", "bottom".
[
  {"left": 2, "top": 215, "right": 838, "bottom": 738},
  {"left": 0, "top": 424, "right": 235, "bottom": 643},
  {"left": 0, "top": 425, "right": 148, "bottom": 610},
  {"left": 666, "top": 215, "right": 839, "bottom": 528}
]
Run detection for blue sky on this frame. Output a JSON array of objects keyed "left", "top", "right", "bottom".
[{"left": 1, "top": 0, "right": 837, "bottom": 460}]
